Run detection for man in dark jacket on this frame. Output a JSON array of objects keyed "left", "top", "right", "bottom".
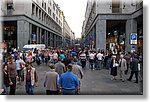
[{"left": 127, "top": 54, "right": 139, "bottom": 83}]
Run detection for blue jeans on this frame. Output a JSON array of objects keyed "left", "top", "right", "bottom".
[
  {"left": 54, "top": 59, "right": 58, "bottom": 64},
  {"left": 25, "top": 82, "right": 34, "bottom": 95},
  {"left": 3, "top": 84, "right": 9, "bottom": 95},
  {"left": 90, "top": 63, "right": 94, "bottom": 70},
  {"left": 97, "top": 60, "right": 102, "bottom": 70},
  {"left": 62, "top": 89, "right": 76, "bottom": 95}
]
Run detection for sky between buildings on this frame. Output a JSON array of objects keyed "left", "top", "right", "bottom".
[{"left": 54, "top": 0, "right": 88, "bottom": 39}]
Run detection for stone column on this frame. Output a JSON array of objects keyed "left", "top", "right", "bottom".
[
  {"left": 125, "top": 19, "right": 137, "bottom": 52},
  {"left": 96, "top": 19, "right": 106, "bottom": 50},
  {"left": 39, "top": 28, "right": 42, "bottom": 44},
  {"left": 29, "top": 23, "right": 32, "bottom": 44},
  {"left": 36, "top": 27, "right": 39, "bottom": 44},
  {"left": 46, "top": 31, "right": 48, "bottom": 47},
  {"left": 17, "top": 20, "right": 30, "bottom": 50},
  {"left": 54, "top": 34, "right": 56, "bottom": 48}
]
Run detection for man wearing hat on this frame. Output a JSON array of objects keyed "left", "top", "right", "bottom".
[
  {"left": 44, "top": 65, "right": 59, "bottom": 95},
  {"left": 21, "top": 62, "right": 38, "bottom": 95}
]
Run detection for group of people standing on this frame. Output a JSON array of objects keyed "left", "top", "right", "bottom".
[
  {"left": 1, "top": 46, "right": 142, "bottom": 95},
  {"left": 109, "top": 52, "right": 141, "bottom": 83},
  {"left": 1, "top": 47, "right": 85, "bottom": 95}
]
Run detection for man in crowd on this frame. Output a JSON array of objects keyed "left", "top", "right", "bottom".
[
  {"left": 59, "top": 64, "right": 79, "bottom": 95},
  {"left": 55, "top": 57, "right": 66, "bottom": 77},
  {"left": 44, "top": 65, "right": 59, "bottom": 95},
  {"left": 21, "top": 62, "right": 38, "bottom": 95},
  {"left": 96, "top": 50, "right": 103, "bottom": 70},
  {"left": 119, "top": 54, "right": 127, "bottom": 82},
  {"left": 127, "top": 54, "right": 139, "bottom": 83}
]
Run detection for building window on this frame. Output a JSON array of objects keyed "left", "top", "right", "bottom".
[
  {"left": 56, "top": 17, "right": 58, "bottom": 22},
  {"left": 44, "top": 13, "right": 46, "bottom": 22},
  {"left": 42, "top": 12, "right": 44, "bottom": 21},
  {"left": 44, "top": 3, "right": 46, "bottom": 10},
  {"left": 42, "top": 0, "right": 46, "bottom": 10},
  {"left": 56, "top": 9, "right": 58, "bottom": 15},
  {"left": 49, "top": 0, "right": 51, "bottom": 6},
  {"left": 48, "top": 7, "right": 51, "bottom": 15},
  {"left": 53, "top": 13, "right": 55, "bottom": 19},
  {"left": 39, "top": 9, "right": 41, "bottom": 19},
  {"left": 36, "top": 6, "right": 38, "bottom": 17},
  {"left": 112, "top": 0, "right": 121, "bottom": 13},
  {"left": 7, "top": 3, "right": 13, "bottom": 9},
  {"left": 53, "top": 4, "right": 55, "bottom": 11},
  {"left": 32, "top": 3, "right": 35, "bottom": 15},
  {"left": 59, "top": 13, "right": 61, "bottom": 18}
]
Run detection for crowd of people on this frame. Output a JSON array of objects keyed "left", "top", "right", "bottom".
[{"left": 1, "top": 47, "right": 143, "bottom": 95}]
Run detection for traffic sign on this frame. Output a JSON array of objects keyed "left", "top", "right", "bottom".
[{"left": 130, "top": 33, "right": 137, "bottom": 44}]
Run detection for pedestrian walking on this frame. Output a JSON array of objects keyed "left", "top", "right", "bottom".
[
  {"left": 21, "top": 62, "right": 38, "bottom": 95},
  {"left": 44, "top": 50, "right": 48, "bottom": 65},
  {"left": 60, "top": 51, "right": 65, "bottom": 61},
  {"left": 7, "top": 56, "right": 18, "bottom": 95},
  {"left": 15, "top": 55, "right": 25, "bottom": 84},
  {"left": 96, "top": 51, "right": 103, "bottom": 70},
  {"left": 124, "top": 52, "right": 131, "bottom": 75},
  {"left": 127, "top": 54, "right": 139, "bottom": 83},
  {"left": 110, "top": 55, "right": 119, "bottom": 80},
  {"left": 72, "top": 58, "right": 84, "bottom": 94},
  {"left": 80, "top": 51, "right": 86, "bottom": 68},
  {"left": 44, "top": 65, "right": 59, "bottom": 95},
  {"left": 53, "top": 51, "right": 58, "bottom": 64},
  {"left": 119, "top": 54, "right": 127, "bottom": 82},
  {"left": 35, "top": 52, "right": 41, "bottom": 66},
  {"left": 55, "top": 57, "right": 66, "bottom": 77},
  {"left": 26, "top": 51, "right": 33, "bottom": 63},
  {"left": 59, "top": 64, "right": 79, "bottom": 95},
  {"left": 89, "top": 51, "right": 95, "bottom": 70},
  {"left": 2, "top": 64, "right": 10, "bottom": 95}
]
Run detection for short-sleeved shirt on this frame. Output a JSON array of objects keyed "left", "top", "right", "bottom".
[{"left": 59, "top": 72, "right": 79, "bottom": 90}]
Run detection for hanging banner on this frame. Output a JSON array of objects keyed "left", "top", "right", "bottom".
[{"left": 32, "top": 34, "right": 36, "bottom": 41}]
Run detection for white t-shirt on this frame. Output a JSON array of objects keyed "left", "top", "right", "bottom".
[
  {"left": 80, "top": 53, "right": 86, "bottom": 60},
  {"left": 53, "top": 53, "right": 58, "bottom": 59},
  {"left": 97, "top": 53, "right": 103, "bottom": 60},
  {"left": 49, "top": 54, "right": 53, "bottom": 60},
  {"left": 89, "top": 53, "right": 95, "bottom": 60}
]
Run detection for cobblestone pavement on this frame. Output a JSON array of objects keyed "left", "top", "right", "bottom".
[{"left": 15, "top": 63, "right": 142, "bottom": 95}]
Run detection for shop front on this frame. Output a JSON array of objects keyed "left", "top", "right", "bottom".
[
  {"left": 106, "top": 20, "right": 126, "bottom": 54},
  {"left": 2, "top": 21, "right": 17, "bottom": 48}
]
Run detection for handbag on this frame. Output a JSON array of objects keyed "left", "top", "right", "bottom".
[
  {"left": 138, "top": 63, "right": 140, "bottom": 71},
  {"left": 20, "top": 62, "right": 24, "bottom": 69}
]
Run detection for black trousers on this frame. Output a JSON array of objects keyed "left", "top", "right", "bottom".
[
  {"left": 129, "top": 71, "right": 138, "bottom": 82},
  {"left": 46, "top": 90, "right": 58, "bottom": 95},
  {"left": 81, "top": 60, "right": 86, "bottom": 68},
  {"left": 9, "top": 77, "right": 16, "bottom": 95}
]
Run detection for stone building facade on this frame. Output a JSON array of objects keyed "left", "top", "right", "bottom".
[
  {"left": 82, "top": 0, "right": 143, "bottom": 53},
  {"left": 0, "top": 0, "right": 74, "bottom": 49}
]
